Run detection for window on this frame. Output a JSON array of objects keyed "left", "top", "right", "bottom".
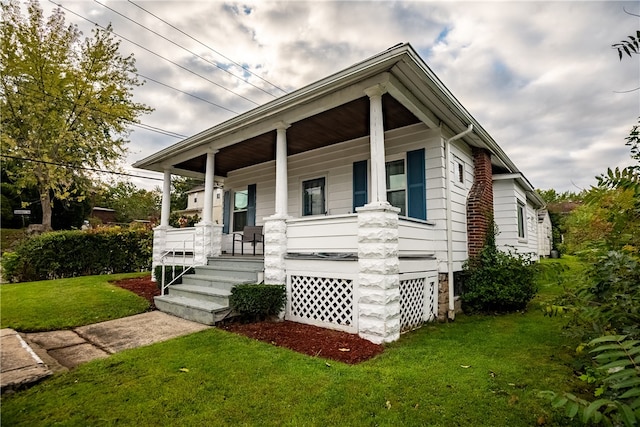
[
  {"left": 193, "top": 195, "right": 198, "bottom": 204},
  {"left": 517, "top": 200, "right": 526, "bottom": 239},
  {"left": 453, "top": 156, "right": 465, "bottom": 184},
  {"left": 386, "top": 159, "right": 406, "bottom": 216},
  {"left": 233, "top": 190, "right": 248, "bottom": 232},
  {"left": 303, "top": 177, "right": 325, "bottom": 216}
]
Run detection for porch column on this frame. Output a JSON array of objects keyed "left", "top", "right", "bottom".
[
  {"left": 201, "top": 150, "right": 218, "bottom": 224},
  {"left": 264, "top": 121, "right": 290, "bottom": 286},
  {"left": 274, "top": 122, "right": 290, "bottom": 216},
  {"left": 152, "top": 168, "right": 173, "bottom": 281},
  {"left": 357, "top": 204, "right": 401, "bottom": 344},
  {"left": 364, "top": 84, "right": 388, "bottom": 206},
  {"left": 160, "top": 168, "right": 172, "bottom": 227}
]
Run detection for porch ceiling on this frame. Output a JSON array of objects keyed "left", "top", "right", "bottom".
[{"left": 174, "top": 94, "right": 420, "bottom": 177}]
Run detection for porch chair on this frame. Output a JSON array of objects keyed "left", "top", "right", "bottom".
[{"left": 232, "top": 225, "right": 264, "bottom": 256}]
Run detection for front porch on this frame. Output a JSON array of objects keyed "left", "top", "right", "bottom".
[{"left": 154, "top": 209, "right": 440, "bottom": 344}]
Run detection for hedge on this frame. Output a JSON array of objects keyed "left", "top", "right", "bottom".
[{"left": 1, "top": 228, "right": 152, "bottom": 282}]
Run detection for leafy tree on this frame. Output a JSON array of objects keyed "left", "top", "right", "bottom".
[
  {"left": 95, "top": 181, "right": 160, "bottom": 223},
  {"left": 0, "top": 0, "right": 151, "bottom": 230}
]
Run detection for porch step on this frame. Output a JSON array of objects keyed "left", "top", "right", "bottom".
[
  {"left": 154, "top": 295, "right": 231, "bottom": 325},
  {"left": 206, "top": 257, "right": 264, "bottom": 272},
  {"left": 181, "top": 274, "right": 256, "bottom": 290},
  {"left": 194, "top": 265, "right": 261, "bottom": 282},
  {"left": 168, "top": 284, "right": 231, "bottom": 305}
]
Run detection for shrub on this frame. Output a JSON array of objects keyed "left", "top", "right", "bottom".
[
  {"left": 229, "top": 284, "right": 286, "bottom": 322},
  {"left": 461, "top": 226, "right": 538, "bottom": 313},
  {"left": 1, "top": 227, "right": 152, "bottom": 282}
]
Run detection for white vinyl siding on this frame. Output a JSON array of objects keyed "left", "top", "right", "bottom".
[{"left": 493, "top": 178, "right": 539, "bottom": 260}]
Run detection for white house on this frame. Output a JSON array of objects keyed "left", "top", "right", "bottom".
[
  {"left": 177, "top": 183, "right": 224, "bottom": 224},
  {"left": 133, "top": 43, "right": 545, "bottom": 344},
  {"left": 537, "top": 209, "right": 553, "bottom": 258}
]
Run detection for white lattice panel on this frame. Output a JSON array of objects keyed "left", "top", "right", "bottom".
[
  {"left": 425, "top": 278, "right": 437, "bottom": 322},
  {"left": 289, "top": 275, "right": 354, "bottom": 331},
  {"left": 400, "top": 278, "right": 426, "bottom": 332}
]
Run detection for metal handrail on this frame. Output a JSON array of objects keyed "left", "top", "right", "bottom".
[{"left": 159, "top": 236, "right": 196, "bottom": 296}]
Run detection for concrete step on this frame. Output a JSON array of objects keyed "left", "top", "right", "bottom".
[
  {"left": 154, "top": 295, "right": 231, "bottom": 325},
  {"left": 193, "top": 265, "right": 260, "bottom": 282},
  {"left": 181, "top": 274, "right": 253, "bottom": 290},
  {"left": 206, "top": 257, "right": 264, "bottom": 272},
  {"left": 168, "top": 284, "right": 231, "bottom": 305}
]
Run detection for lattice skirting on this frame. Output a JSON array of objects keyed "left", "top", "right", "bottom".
[
  {"left": 400, "top": 275, "right": 438, "bottom": 332},
  {"left": 288, "top": 275, "right": 355, "bottom": 333}
]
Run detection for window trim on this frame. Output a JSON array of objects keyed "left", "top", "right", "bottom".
[
  {"left": 301, "top": 175, "right": 327, "bottom": 216},
  {"left": 232, "top": 188, "right": 249, "bottom": 232},
  {"left": 517, "top": 199, "right": 526, "bottom": 241},
  {"left": 453, "top": 155, "right": 466, "bottom": 187}
]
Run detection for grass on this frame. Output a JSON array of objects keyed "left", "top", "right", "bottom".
[
  {"left": 1, "top": 259, "right": 585, "bottom": 426},
  {"left": 0, "top": 272, "right": 150, "bottom": 331}
]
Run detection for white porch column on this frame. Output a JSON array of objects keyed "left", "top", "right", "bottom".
[
  {"left": 201, "top": 150, "right": 217, "bottom": 224},
  {"left": 274, "top": 122, "right": 290, "bottom": 216},
  {"left": 265, "top": 121, "right": 290, "bottom": 285},
  {"left": 364, "top": 84, "right": 388, "bottom": 205},
  {"left": 160, "top": 168, "right": 172, "bottom": 227},
  {"left": 152, "top": 168, "right": 173, "bottom": 281}
]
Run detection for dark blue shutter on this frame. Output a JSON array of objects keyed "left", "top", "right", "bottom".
[
  {"left": 247, "top": 184, "right": 256, "bottom": 226},
  {"left": 407, "top": 148, "right": 426, "bottom": 220},
  {"left": 222, "top": 190, "right": 231, "bottom": 234},
  {"left": 353, "top": 160, "right": 368, "bottom": 211}
]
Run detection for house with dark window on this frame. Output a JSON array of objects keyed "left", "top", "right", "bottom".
[{"left": 133, "top": 43, "right": 545, "bottom": 344}]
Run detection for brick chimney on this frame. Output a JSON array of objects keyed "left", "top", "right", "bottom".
[{"left": 466, "top": 147, "right": 494, "bottom": 258}]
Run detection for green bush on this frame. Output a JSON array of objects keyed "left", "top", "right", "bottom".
[
  {"left": 229, "top": 284, "right": 286, "bottom": 322},
  {"left": 461, "top": 226, "right": 538, "bottom": 313},
  {"left": 1, "top": 227, "right": 152, "bottom": 282}
]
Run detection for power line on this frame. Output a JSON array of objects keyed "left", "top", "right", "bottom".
[
  {"left": 135, "top": 71, "right": 239, "bottom": 114},
  {"left": 0, "top": 154, "right": 164, "bottom": 181},
  {"left": 50, "top": 1, "right": 260, "bottom": 107},
  {"left": 128, "top": 0, "right": 287, "bottom": 95},
  {"left": 93, "top": 0, "right": 278, "bottom": 99},
  {"left": 3, "top": 83, "right": 187, "bottom": 139}
]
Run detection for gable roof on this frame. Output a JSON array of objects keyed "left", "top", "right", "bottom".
[{"left": 133, "top": 43, "right": 532, "bottom": 189}]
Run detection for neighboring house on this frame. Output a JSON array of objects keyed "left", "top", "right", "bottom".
[
  {"left": 134, "top": 43, "right": 545, "bottom": 344},
  {"left": 90, "top": 207, "right": 116, "bottom": 224},
  {"left": 176, "top": 183, "right": 224, "bottom": 224},
  {"left": 537, "top": 209, "right": 553, "bottom": 258}
]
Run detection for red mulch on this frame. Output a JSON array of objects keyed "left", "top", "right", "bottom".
[
  {"left": 221, "top": 321, "right": 384, "bottom": 364},
  {"left": 111, "top": 275, "right": 384, "bottom": 364},
  {"left": 111, "top": 275, "right": 160, "bottom": 310}
]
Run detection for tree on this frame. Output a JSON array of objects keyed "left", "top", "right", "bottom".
[
  {"left": 170, "top": 176, "right": 204, "bottom": 212},
  {"left": 0, "top": 0, "right": 151, "bottom": 230},
  {"left": 95, "top": 181, "right": 160, "bottom": 224}
]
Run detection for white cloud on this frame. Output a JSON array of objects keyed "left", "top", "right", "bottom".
[{"left": 36, "top": 0, "right": 639, "bottom": 192}]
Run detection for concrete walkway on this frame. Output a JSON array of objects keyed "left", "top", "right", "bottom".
[{"left": 1, "top": 311, "right": 210, "bottom": 393}]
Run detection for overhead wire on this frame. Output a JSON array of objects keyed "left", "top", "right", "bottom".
[
  {"left": 0, "top": 154, "right": 164, "bottom": 182},
  {"left": 127, "top": 0, "right": 287, "bottom": 95},
  {"left": 3, "top": 83, "right": 187, "bottom": 139},
  {"left": 93, "top": 0, "right": 278, "bottom": 99},
  {"left": 50, "top": 0, "right": 261, "bottom": 107}
]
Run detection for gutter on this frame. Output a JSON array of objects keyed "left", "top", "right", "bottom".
[{"left": 444, "top": 124, "right": 473, "bottom": 320}]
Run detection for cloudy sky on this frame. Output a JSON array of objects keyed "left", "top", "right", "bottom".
[{"left": 39, "top": 0, "right": 639, "bottom": 192}]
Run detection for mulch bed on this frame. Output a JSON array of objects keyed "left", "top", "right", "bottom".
[
  {"left": 111, "top": 275, "right": 160, "bottom": 310},
  {"left": 111, "top": 275, "right": 383, "bottom": 364}
]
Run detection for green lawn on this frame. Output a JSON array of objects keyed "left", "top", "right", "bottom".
[
  {"left": 0, "top": 273, "right": 150, "bottom": 331},
  {"left": 1, "top": 259, "right": 584, "bottom": 426}
]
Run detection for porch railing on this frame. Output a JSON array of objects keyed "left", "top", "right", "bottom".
[
  {"left": 287, "top": 214, "right": 358, "bottom": 253},
  {"left": 160, "top": 227, "right": 197, "bottom": 295},
  {"left": 398, "top": 218, "right": 436, "bottom": 257}
]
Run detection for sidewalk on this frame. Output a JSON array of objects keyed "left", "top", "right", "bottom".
[{"left": 1, "top": 311, "right": 210, "bottom": 393}]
